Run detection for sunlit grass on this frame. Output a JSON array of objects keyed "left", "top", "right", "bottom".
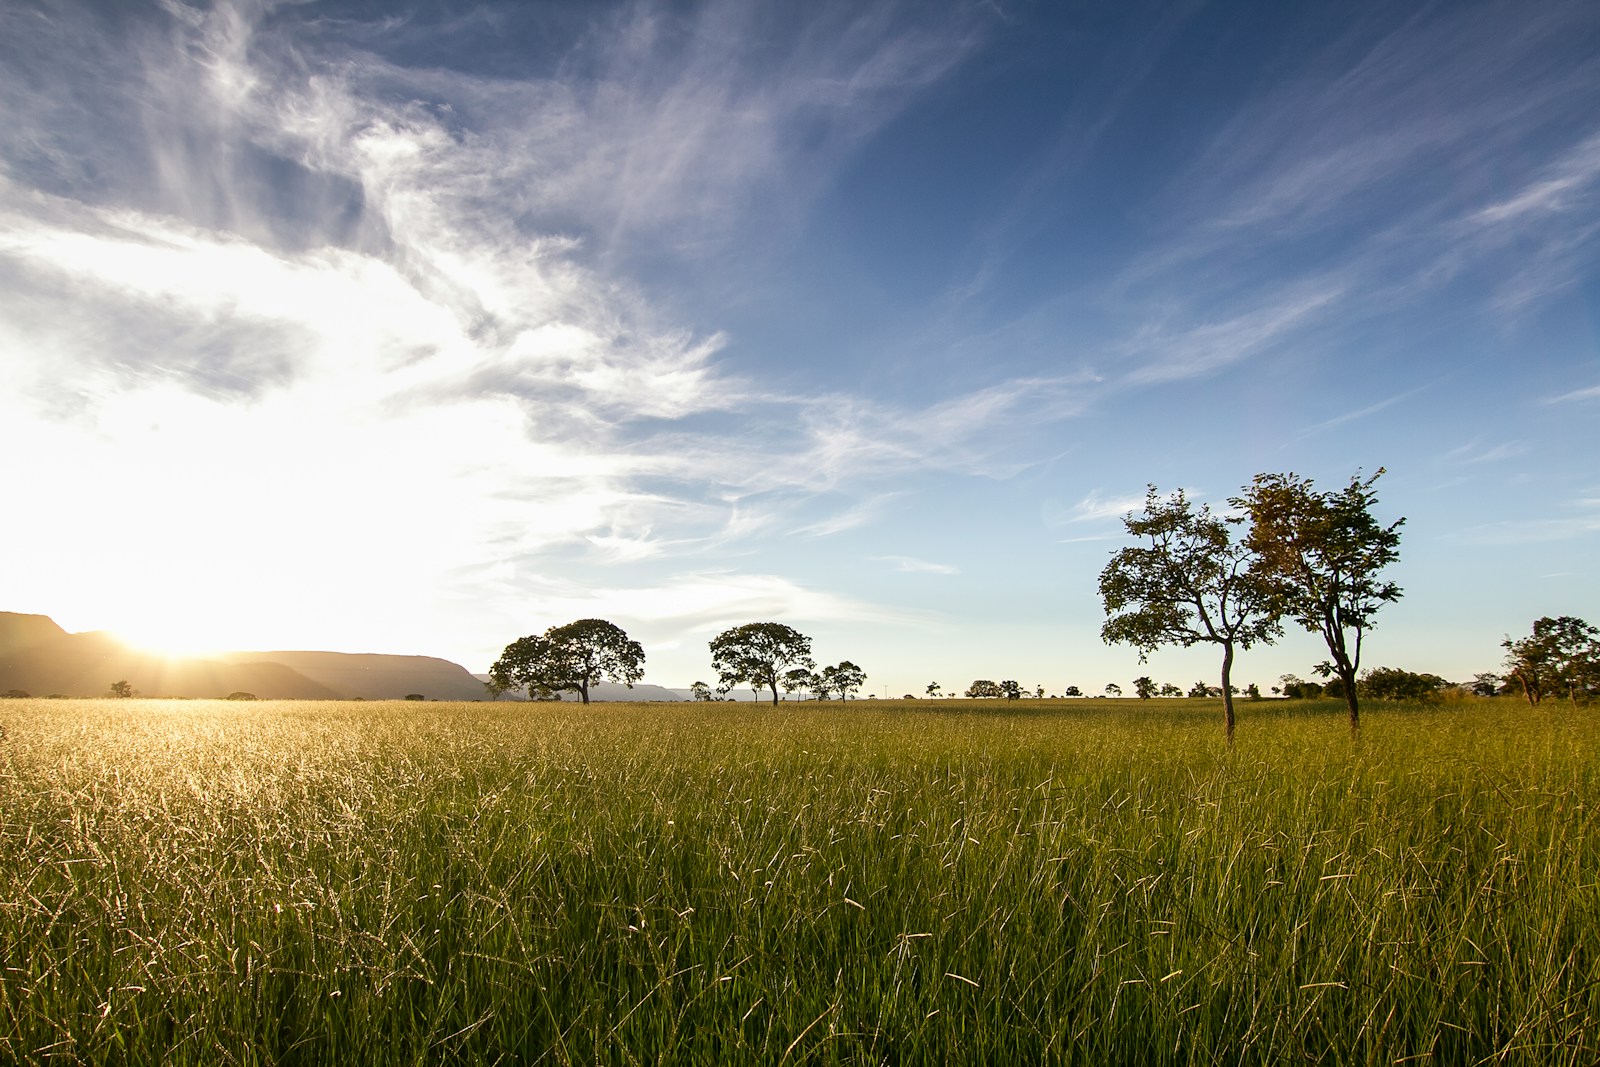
[{"left": 0, "top": 697, "right": 1595, "bottom": 1063}]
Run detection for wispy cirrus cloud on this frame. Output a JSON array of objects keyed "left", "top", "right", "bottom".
[
  {"left": 1292, "top": 386, "right": 1429, "bottom": 440},
  {"left": 1120, "top": 281, "right": 1346, "bottom": 385},
  {"left": 1442, "top": 439, "right": 1532, "bottom": 465},
  {"left": 874, "top": 555, "right": 958, "bottom": 575},
  {"left": 485, "top": 571, "right": 932, "bottom": 636},
  {"left": 1094, "top": 1, "right": 1600, "bottom": 389},
  {"left": 1064, "top": 490, "right": 1147, "bottom": 524},
  {"left": 1546, "top": 382, "right": 1600, "bottom": 404},
  {"left": 1469, "top": 133, "right": 1600, "bottom": 228},
  {"left": 1455, "top": 515, "right": 1600, "bottom": 546},
  {"left": 0, "top": 0, "right": 998, "bottom": 666}
]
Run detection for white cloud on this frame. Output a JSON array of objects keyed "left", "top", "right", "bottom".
[
  {"left": 1066, "top": 490, "right": 1147, "bottom": 524},
  {"left": 874, "top": 555, "right": 958, "bottom": 575},
  {"left": 1470, "top": 133, "right": 1600, "bottom": 227},
  {"left": 1442, "top": 439, "right": 1531, "bottom": 465},
  {"left": 1121, "top": 282, "right": 1346, "bottom": 385},
  {"left": 1295, "top": 386, "right": 1428, "bottom": 439},
  {"left": 1094, "top": 1, "right": 1600, "bottom": 390},
  {"left": 497, "top": 572, "right": 930, "bottom": 634},
  {"left": 1455, "top": 516, "right": 1600, "bottom": 546},
  {"left": 0, "top": 0, "right": 1029, "bottom": 673},
  {"left": 1547, "top": 382, "right": 1600, "bottom": 404}
]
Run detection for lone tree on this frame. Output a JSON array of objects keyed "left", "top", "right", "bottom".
[
  {"left": 925, "top": 681, "right": 941, "bottom": 698},
  {"left": 709, "top": 623, "right": 814, "bottom": 707},
  {"left": 1504, "top": 616, "right": 1599, "bottom": 708},
  {"left": 490, "top": 618, "right": 645, "bottom": 705},
  {"left": 998, "top": 679, "right": 1023, "bottom": 700},
  {"left": 109, "top": 680, "right": 135, "bottom": 698},
  {"left": 1133, "top": 675, "right": 1157, "bottom": 699},
  {"left": 821, "top": 661, "right": 867, "bottom": 700},
  {"left": 965, "top": 679, "right": 1001, "bottom": 698},
  {"left": 1100, "top": 486, "right": 1281, "bottom": 743},
  {"left": 1234, "top": 469, "right": 1403, "bottom": 733}
]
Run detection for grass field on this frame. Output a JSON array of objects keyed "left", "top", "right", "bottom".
[{"left": 1, "top": 696, "right": 1596, "bottom": 1064}]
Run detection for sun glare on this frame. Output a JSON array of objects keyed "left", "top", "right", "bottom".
[{"left": 112, "top": 619, "right": 230, "bottom": 661}]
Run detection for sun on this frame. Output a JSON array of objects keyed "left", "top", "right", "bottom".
[
  {"left": 94, "top": 581, "right": 266, "bottom": 660},
  {"left": 111, "top": 614, "right": 232, "bottom": 660}
]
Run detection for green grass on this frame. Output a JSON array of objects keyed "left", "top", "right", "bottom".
[{"left": 0, "top": 697, "right": 1596, "bottom": 1064}]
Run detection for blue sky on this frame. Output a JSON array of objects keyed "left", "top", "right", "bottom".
[{"left": 2, "top": 0, "right": 1596, "bottom": 696}]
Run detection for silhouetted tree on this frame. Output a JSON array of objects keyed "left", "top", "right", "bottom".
[
  {"left": 709, "top": 623, "right": 813, "bottom": 707},
  {"left": 822, "top": 661, "right": 867, "bottom": 700},
  {"left": 1278, "top": 674, "right": 1322, "bottom": 699},
  {"left": 491, "top": 619, "right": 645, "bottom": 704}
]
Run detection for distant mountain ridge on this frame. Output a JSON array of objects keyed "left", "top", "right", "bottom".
[
  {"left": 0, "top": 612, "right": 689, "bottom": 701},
  {"left": 1, "top": 612, "right": 483, "bottom": 700}
]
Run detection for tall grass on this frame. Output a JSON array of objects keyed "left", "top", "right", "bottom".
[{"left": 0, "top": 698, "right": 1595, "bottom": 1064}]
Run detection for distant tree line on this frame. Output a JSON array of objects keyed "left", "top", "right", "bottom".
[
  {"left": 489, "top": 619, "right": 868, "bottom": 706},
  {"left": 481, "top": 470, "right": 1590, "bottom": 727}
]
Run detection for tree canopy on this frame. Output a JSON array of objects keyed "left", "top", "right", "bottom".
[
  {"left": 821, "top": 661, "right": 867, "bottom": 700},
  {"left": 1358, "top": 667, "right": 1448, "bottom": 702},
  {"left": 1234, "top": 469, "right": 1403, "bottom": 731},
  {"left": 490, "top": 618, "right": 645, "bottom": 704},
  {"left": 1100, "top": 485, "right": 1281, "bottom": 742},
  {"left": 1503, "top": 616, "right": 1599, "bottom": 707},
  {"left": 780, "top": 667, "right": 818, "bottom": 700},
  {"left": 709, "top": 623, "right": 814, "bottom": 707}
]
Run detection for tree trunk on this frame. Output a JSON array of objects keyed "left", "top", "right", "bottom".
[
  {"left": 1220, "top": 642, "right": 1236, "bottom": 746},
  {"left": 1515, "top": 674, "right": 1539, "bottom": 706},
  {"left": 578, "top": 679, "right": 590, "bottom": 704},
  {"left": 1340, "top": 664, "right": 1359, "bottom": 731}
]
